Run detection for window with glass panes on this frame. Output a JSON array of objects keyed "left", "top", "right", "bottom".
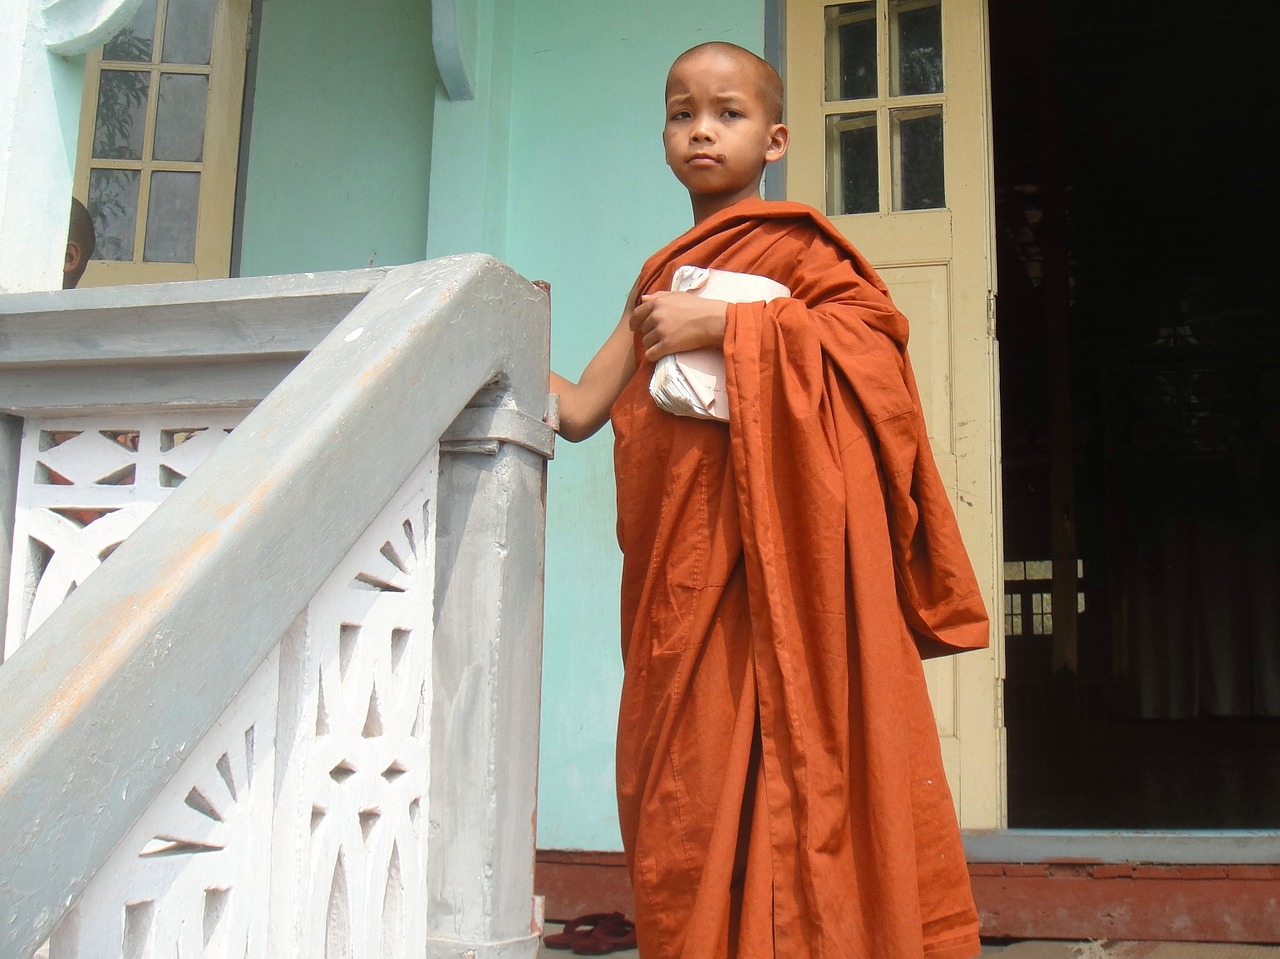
[
  {"left": 822, "top": 0, "right": 946, "bottom": 216},
  {"left": 1004, "top": 560, "right": 1086, "bottom": 638},
  {"left": 74, "top": 0, "right": 249, "bottom": 285}
]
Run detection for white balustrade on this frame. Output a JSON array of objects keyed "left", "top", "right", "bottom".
[
  {"left": 50, "top": 450, "right": 439, "bottom": 958},
  {"left": 6, "top": 411, "right": 245, "bottom": 656},
  {"left": 0, "top": 257, "right": 552, "bottom": 959}
]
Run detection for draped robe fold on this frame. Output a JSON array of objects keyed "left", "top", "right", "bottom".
[{"left": 610, "top": 200, "right": 989, "bottom": 959}]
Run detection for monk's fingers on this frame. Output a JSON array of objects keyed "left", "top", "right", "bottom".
[
  {"left": 629, "top": 300, "right": 654, "bottom": 331},
  {"left": 636, "top": 312, "right": 664, "bottom": 341}
]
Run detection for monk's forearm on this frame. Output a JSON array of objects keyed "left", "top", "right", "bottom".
[
  {"left": 550, "top": 372, "right": 619, "bottom": 443},
  {"left": 550, "top": 372, "right": 595, "bottom": 443},
  {"left": 550, "top": 321, "right": 636, "bottom": 443},
  {"left": 550, "top": 372, "right": 596, "bottom": 444},
  {"left": 550, "top": 279, "right": 642, "bottom": 442}
]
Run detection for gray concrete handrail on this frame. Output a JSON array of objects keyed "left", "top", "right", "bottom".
[
  {"left": 0, "top": 267, "right": 394, "bottom": 415},
  {"left": 0, "top": 254, "right": 549, "bottom": 956}
]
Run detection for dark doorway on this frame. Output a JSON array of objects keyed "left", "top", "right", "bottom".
[{"left": 990, "top": 0, "right": 1280, "bottom": 828}]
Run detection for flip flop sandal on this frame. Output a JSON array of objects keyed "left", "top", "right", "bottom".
[
  {"left": 543, "top": 912, "right": 625, "bottom": 950},
  {"left": 571, "top": 915, "right": 637, "bottom": 955}
]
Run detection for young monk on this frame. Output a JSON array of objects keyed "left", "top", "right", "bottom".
[{"left": 551, "top": 41, "right": 989, "bottom": 959}]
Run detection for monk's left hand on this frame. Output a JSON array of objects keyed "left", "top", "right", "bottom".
[{"left": 630, "top": 291, "right": 728, "bottom": 362}]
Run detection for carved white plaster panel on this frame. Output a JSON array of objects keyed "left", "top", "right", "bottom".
[
  {"left": 4, "top": 410, "right": 246, "bottom": 658},
  {"left": 40, "top": 447, "right": 440, "bottom": 958},
  {"left": 270, "top": 448, "right": 438, "bottom": 958},
  {"left": 49, "top": 645, "right": 280, "bottom": 958}
]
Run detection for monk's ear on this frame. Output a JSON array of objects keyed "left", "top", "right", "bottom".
[
  {"left": 765, "top": 123, "right": 789, "bottom": 164},
  {"left": 63, "top": 241, "right": 84, "bottom": 289}
]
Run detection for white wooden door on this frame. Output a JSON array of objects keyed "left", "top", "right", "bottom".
[{"left": 785, "top": 0, "right": 1004, "bottom": 827}]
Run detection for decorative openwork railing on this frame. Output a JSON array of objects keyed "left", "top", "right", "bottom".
[{"left": 0, "top": 256, "right": 552, "bottom": 958}]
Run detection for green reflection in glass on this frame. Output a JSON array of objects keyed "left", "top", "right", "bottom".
[
  {"left": 103, "top": 0, "right": 157, "bottom": 62},
  {"left": 893, "top": 107, "right": 944, "bottom": 210},
  {"left": 93, "top": 70, "right": 150, "bottom": 160},
  {"left": 891, "top": 0, "right": 943, "bottom": 96},
  {"left": 826, "top": 112, "right": 878, "bottom": 215},
  {"left": 88, "top": 168, "right": 141, "bottom": 261},
  {"left": 824, "top": 2, "right": 877, "bottom": 101}
]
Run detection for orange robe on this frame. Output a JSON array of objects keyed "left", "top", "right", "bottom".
[{"left": 610, "top": 200, "right": 989, "bottom": 959}]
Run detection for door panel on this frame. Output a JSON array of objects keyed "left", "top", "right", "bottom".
[
  {"left": 786, "top": 0, "right": 1004, "bottom": 827},
  {"left": 878, "top": 263, "right": 952, "bottom": 445}
]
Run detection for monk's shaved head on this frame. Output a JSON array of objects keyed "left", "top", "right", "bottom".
[
  {"left": 668, "top": 42, "right": 784, "bottom": 125},
  {"left": 63, "top": 197, "right": 96, "bottom": 289},
  {"left": 68, "top": 198, "right": 95, "bottom": 259}
]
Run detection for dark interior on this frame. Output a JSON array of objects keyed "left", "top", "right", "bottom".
[{"left": 990, "top": 0, "right": 1280, "bottom": 828}]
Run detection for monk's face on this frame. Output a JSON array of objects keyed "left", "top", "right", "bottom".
[{"left": 663, "top": 47, "right": 788, "bottom": 220}]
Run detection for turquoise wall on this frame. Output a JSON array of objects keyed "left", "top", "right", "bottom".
[
  {"left": 237, "top": 0, "right": 437, "bottom": 276},
  {"left": 502, "top": 0, "right": 764, "bottom": 852},
  {"left": 237, "top": 0, "right": 766, "bottom": 853},
  {"left": 426, "top": 0, "right": 513, "bottom": 259}
]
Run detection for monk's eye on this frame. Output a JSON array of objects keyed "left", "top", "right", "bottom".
[
  {"left": 723, "top": 109, "right": 744, "bottom": 119},
  {"left": 670, "top": 110, "right": 691, "bottom": 121}
]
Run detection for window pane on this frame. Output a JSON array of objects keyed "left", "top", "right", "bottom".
[
  {"left": 154, "top": 74, "right": 208, "bottom": 161},
  {"left": 1025, "top": 560, "right": 1052, "bottom": 580},
  {"left": 824, "top": 3, "right": 877, "bottom": 101},
  {"left": 88, "top": 169, "right": 141, "bottom": 261},
  {"left": 103, "top": 0, "right": 157, "bottom": 62},
  {"left": 93, "top": 70, "right": 150, "bottom": 160},
  {"left": 1032, "top": 593, "right": 1052, "bottom": 635},
  {"left": 144, "top": 171, "right": 200, "bottom": 262},
  {"left": 1005, "top": 594, "right": 1023, "bottom": 636},
  {"left": 890, "top": 0, "right": 943, "bottom": 96},
  {"left": 892, "top": 106, "right": 944, "bottom": 210},
  {"left": 826, "top": 112, "right": 878, "bottom": 215},
  {"left": 162, "top": 0, "right": 217, "bottom": 65}
]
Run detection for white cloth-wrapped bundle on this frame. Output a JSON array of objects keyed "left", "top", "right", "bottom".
[{"left": 648, "top": 266, "right": 791, "bottom": 421}]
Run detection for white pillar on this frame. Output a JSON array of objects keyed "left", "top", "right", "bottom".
[
  {"left": 0, "top": 0, "right": 144, "bottom": 293},
  {"left": 0, "top": 0, "right": 77, "bottom": 293}
]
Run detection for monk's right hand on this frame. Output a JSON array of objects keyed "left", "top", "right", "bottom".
[{"left": 630, "top": 290, "right": 728, "bottom": 362}]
